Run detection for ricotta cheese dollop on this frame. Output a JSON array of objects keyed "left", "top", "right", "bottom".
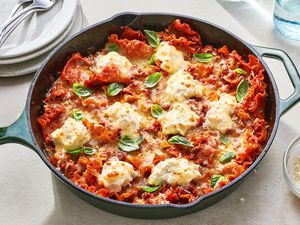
[
  {"left": 104, "top": 102, "right": 142, "bottom": 138},
  {"left": 159, "top": 103, "right": 199, "bottom": 136},
  {"left": 155, "top": 42, "right": 186, "bottom": 74},
  {"left": 148, "top": 158, "right": 201, "bottom": 186},
  {"left": 99, "top": 160, "right": 137, "bottom": 192},
  {"left": 165, "top": 71, "right": 205, "bottom": 102},
  {"left": 205, "top": 93, "right": 237, "bottom": 133},
  {"left": 51, "top": 117, "right": 90, "bottom": 151},
  {"left": 94, "top": 51, "right": 132, "bottom": 74}
]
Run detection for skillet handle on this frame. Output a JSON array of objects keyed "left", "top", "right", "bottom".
[
  {"left": 252, "top": 45, "right": 300, "bottom": 116},
  {"left": 0, "top": 110, "right": 35, "bottom": 150}
]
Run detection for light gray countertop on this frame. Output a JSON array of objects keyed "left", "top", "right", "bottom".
[{"left": 1, "top": 0, "right": 300, "bottom": 224}]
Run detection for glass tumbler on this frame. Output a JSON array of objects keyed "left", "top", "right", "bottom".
[{"left": 273, "top": 0, "right": 300, "bottom": 40}]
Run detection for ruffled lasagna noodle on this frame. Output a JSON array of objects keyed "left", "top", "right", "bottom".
[{"left": 38, "top": 19, "right": 268, "bottom": 205}]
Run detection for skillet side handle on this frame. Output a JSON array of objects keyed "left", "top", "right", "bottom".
[
  {"left": 0, "top": 110, "right": 35, "bottom": 150},
  {"left": 253, "top": 45, "right": 300, "bottom": 116}
]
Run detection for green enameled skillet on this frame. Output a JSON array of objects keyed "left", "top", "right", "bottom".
[{"left": 1, "top": 13, "right": 300, "bottom": 219}]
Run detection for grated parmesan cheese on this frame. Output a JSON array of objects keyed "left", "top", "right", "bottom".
[{"left": 294, "top": 156, "right": 300, "bottom": 187}]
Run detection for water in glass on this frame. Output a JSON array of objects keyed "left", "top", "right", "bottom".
[{"left": 273, "top": 0, "right": 300, "bottom": 40}]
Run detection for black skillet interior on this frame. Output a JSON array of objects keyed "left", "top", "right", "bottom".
[{"left": 28, "top": 13, "right": 277, "bottom": 218}]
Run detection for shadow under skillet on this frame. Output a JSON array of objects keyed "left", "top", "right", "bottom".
[{"left": 40, "top": 119, "right": 300, "bottom": 225}]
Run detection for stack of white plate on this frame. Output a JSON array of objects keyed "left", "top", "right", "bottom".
[{"left": 0, "top": 0, "right": 88, "bottom": 77}]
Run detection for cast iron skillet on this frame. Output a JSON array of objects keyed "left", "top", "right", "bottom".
[{"left": 1, "top": 13, "right": 300, "bottom": 219}]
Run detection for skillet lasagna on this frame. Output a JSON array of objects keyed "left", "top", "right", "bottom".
[{"left": 38, "top": 19, "right": 268, "bottom": 204}]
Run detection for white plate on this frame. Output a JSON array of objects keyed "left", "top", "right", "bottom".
[
  {"left": 0, "top": 2, "right": 84, "bottom": 77},
  {"left": 0, "top": 0, "right": 77, "bottom": 59},
  {"left": 0, "top": 13, "right": 75, "bottom": 65}
]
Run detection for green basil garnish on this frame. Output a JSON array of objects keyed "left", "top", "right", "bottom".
[
  {"left": 168, "top": 135, "right": 193, "bottom": 147},
  {"left": 144, "top": 30, "right": 160, "bottom": 48},
  {"left": 107, "top": 43, "right": 118, "bottom": 52},
  {"left": 107, "top": 83, "right": 124, "bottom": 96},
  {"left": 193, "top": 53, "right": 214, "bottom": 63},
  {"left": 66, "top": 147, "right": 96, "bottom": 155},
  {"left": 144, "top": 72, "right": 162, "bottom": 88},
  {"left": 73, "top": 83, "right": 94, "bottom": 97},
  {"left": 235, "top": 68, "right": 247, "bottom": 76},
  {"left": 136, "top": 136, "right": 144, "bottom": 145},
  {"left": 66, "top": 149, "right": 82, "bottom": 155},
  {"left": 119, "top": 135, "right": 144, "bottom": 152},
  {"left": 236, "top": 78, "right": 249, "bottom": 103},
  {"left": 141, "top": 186, "right": 160, "bottom": 193},
  {"left": 148, "top": 53, "right": 156, "bottom": 65},
  {"left": 210, "top": 174, "right": 226, "bottom": 188},
  {"left": 71, "top": 109, "right": 83, "bottom": 121},
  {"left": 220, "top": 152, "right": 236, "bottom": 163},
  {"left": 151, "top": 104, "right": 164, "bottom": 118},
  {"left": 82, "top": 147, "right": 97, "bottom": 155},
  {"left": 220, "top": 134, "right": 230, "bottom": 145}
]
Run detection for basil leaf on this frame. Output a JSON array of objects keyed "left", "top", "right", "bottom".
[
  {"left": 66, "top": 147, "right": 96, "bottom": 155},
  {"left": 235, "top": 68, "right": 247, "bottom": 76},
  {"left": 73, "top": 83, "right": 94, "bottom": 97},
  {"left": 66, "top": 149, "right": 82, "bottom": 155},
  {"left": 107, "top": 43, "right": 118, "bottom": 52},
  {"left": 236, "top": 78, "right": 249, "bottom": 103},
  {"left": 168, "top": 135, "right": 193, "bottom": 147},
  {"left": 82, "top": 147, "right": 97, "bottom": 155},
  {"left": 210, "top": 174, "right": 226, "bottom": 188},
  {"left": 144, "top": 72, "right": 162, "bottom": 88},
  {"left": 220, "top": 134, "right": 230, "bottom": 145},
  {"left": 144, "top": 30, "right": 160, "bottom": 48},
  {"left": 193, "top": 53, "right": 214, "bottom": 63},
  {"left": 148, "top": 53, "right": 156, "bottom": 65},
  {"left": 107, "top": 83, "right": 124, "bottom": 96},
  {"left": 71, "top": 109, "right": 83, "bottom": 121},
  {"left": 151, "top": 104, "right": 164, "bottom": 118},
  {"left": 136, "top": 136, "right": 144, "bottom": 145},
  {"left": 141, "top": 186, "right": 160, "bottom": 193},
  {"left": 119, "top": 135, "right": 143, "bottom": 152},
  {"left": 220, "top": 152, "right": 236, "bottom": 163}
]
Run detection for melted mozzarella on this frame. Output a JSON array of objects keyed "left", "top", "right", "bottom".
[
  {"left": 155, "top": 42, "right": 186, "bottom": 74},
  {"left": 205, "top": 93, "right": 237, "bottom": 133},
  {"left": 51, "top": 118, "right": 90, "bottom": 151},
  {"left": 95, "top": 52, "right": 132, "bottom": 74},
  {"left": 104, "top": 102, "right": 142, "bottom": 138},
  {"left": 159, "top": 103, "right": 199, "bottom": 136},
  {"left": 148, "top": 158, "right": 201, "bottom": 186},
  {"left": 165, "top": 71, "right": 205, "bottom": 102},
  {"left": 99, "top": 160, "right": 137, "bottom": 192}
]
